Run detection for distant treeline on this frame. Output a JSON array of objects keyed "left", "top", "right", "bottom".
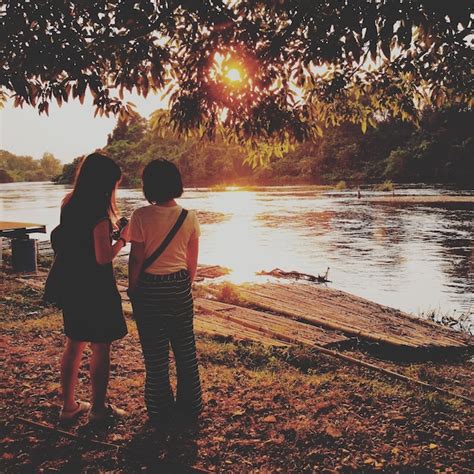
[
  {"left": 0, "top": 150, "right": 62, "bottom": 183},
  {"left": 54, "top": 106, "right": 472, "bottom": 187}
]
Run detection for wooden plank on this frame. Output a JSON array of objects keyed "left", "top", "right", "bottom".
[
  {"left": 123, "top": 299, "right": 302, "bottom": 347},
  {"left": 194, "top": 313, "right": 289, "bottom": 347},
  {"left": 239, "top": 283, "right": 472, "bottom": 351},
  {"left": 292, "top": 284, "right": 469, "bottom": 347},
  {"left": 124, "top": 296, "right": 335, "bottom": 348},
  {"left": 0, "top": 221, "right": 46, "bottom": 237},
  {"left": 195, "top": 298, "right": 349, "bottom": 348}
]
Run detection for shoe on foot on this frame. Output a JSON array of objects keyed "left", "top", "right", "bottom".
[
  {"left": 59, "top": 401, "right": 91, "bottom": 422},
  {"left": 147, "top": 414, "right": 172, "bottom": 432},
  {"left": 89, "top": 404, "right": 127, "bottom": 423}
]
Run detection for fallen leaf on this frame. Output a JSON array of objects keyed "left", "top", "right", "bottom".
[
  {"left": 326, "top": 425, "right": 342, "bottom": 438},
  {"left": 0, "top": 438, "right": 15, "bottom": 444},
  {"left": 46, "top": 383, "right": 61, "bottom": 394},
  {"left": 232, "top": 439, "right": 261, "bottom": 447},
  {"left": 392, "top": 416, "right": 407, "bottom": 424},
  {"left": 314, "top": 401, "right": 335, "bottom": 413},
  {"left": 262, "top": 415, "right": 277, "bottom": 423},
  {"left": 264, "top": 435, "right": 285, "bottom": 446}
]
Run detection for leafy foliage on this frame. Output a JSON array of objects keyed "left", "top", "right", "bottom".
[
  {"left": 54, "top": 156, "right": 84, "bottom": 185},
  {"left": 39, "top": 152, "right": 63, "bottom": 177},
  {"left": 56, "top": 106, "right": 473, "bottom": 186},
  {"left": 1, "top": 1, "right": 472, "bottom": 150},
  {"left": 0, "top": 150, "right": 62, "bottom": 182}
]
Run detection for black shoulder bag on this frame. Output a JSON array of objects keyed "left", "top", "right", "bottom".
[{"left": 43, "top": 225, "right": 67, "bottom": 308}]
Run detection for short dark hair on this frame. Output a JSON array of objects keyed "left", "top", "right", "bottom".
[{"left": 142, "top": 159, "right": 183, "bottom": 203}]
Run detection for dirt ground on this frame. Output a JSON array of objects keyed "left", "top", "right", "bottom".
[{"left": 1, "top": 274, "right": 473, "bottom": 473}]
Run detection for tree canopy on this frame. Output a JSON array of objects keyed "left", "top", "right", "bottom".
[
  {"left": 0, "top": 150, "right": 62, "bottom": 182},
  {"left": 1, "top": 1, "right": 472, "bottom": 151},
  {"left": 54, "top": 106, "right": 473, "bottom": 187}
]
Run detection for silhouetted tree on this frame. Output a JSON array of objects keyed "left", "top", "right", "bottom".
[{"left": 2, "top": 1, "right": 472, "bottom": 158}]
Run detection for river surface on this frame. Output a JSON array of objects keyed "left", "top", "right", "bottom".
[{"left": 1, "top": 182, "right": 473, "bottom": 318}]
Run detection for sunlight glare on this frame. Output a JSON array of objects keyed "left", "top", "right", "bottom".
[
  {"left": 226, "top": 68, "right": 242, "bottom": 82},
  {"left": 208, "top": 190, "right": 267, "bottom": 283}
]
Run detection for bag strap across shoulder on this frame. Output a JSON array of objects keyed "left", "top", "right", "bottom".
[{"left": 142, "top": 208, "right": 188, "bottom": 271}]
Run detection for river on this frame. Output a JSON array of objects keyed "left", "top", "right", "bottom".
[{"left": 1, "top": 182, "right": 473, "bottom": 319}]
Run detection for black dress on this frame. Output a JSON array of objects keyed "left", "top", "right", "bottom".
[{"left": 56, "top": 202, "right": 127, "bottom": 343}]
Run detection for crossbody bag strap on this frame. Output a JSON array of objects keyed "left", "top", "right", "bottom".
[{"left": 142, "top": 208, "right": 188, "bottom": 272}]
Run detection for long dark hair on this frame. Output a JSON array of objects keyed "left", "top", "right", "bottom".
[{"left": 62, "top": 153, "right": 122, "bottom": 221}]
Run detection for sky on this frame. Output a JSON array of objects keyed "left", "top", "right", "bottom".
[{"left": 0, "top": 92, "right": 168, "bottom": 164}]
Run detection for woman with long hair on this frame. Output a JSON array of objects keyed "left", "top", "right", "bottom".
[{"left": 57, "top": 153, "right": 128, "bottom": 422}]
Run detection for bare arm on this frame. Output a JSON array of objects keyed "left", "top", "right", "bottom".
[
  {"left": 93, "top": 219, "right": 126, "bottom": 265},
  {"left": 128, "top": 240, "right": 145, "bottom": 292},
  {"left": 186, "top": 237, "right": 199, "bottom": 283}
]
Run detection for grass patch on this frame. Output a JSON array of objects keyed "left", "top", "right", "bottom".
[
  {"left": 374, "top": 180, "right": 394, "bottom": 191},
  {"left": 1, "top": 312, "right": 62, "bottom": 332},
  {"left": 37, "top": 254, "right": 54, "bottom": 269},
  {"left": 1, "top": 280, "right": 49, "bottom": 320},
  {"left": 212, "top": 281, "right": 249, "bottom": 306},
  {"left": 422, "top": 392, "right": 463, "bottom": 412},
  {"left": 198, "top": 338, "right": 289, "bottom": 372},
  {"left": 198, "top": 337, "right": 344, "bottom": 378},
  {"left": 419, "top": 308, "right": 473, "bottom": 335},
  {"left": 359, "top": 376, "right": 403, "bottom": 398},
  {"left": 192, "top": 283, "right": 213, "bottom": 298}
]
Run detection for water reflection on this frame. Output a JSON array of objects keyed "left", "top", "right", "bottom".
[{"left": 0, "top": 182, "right": 472, "bottom": 316}]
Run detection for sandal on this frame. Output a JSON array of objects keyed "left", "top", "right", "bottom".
[
  {"left": 89, "top": 404, "right": 127, "bottom": 423},
  {"left": 59, "top": 401, "right": 91, "bottom": 422}
]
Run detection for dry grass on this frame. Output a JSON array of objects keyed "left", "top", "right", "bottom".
[{"left": 1, "top": 273, "right": 472, "bottom": 472}]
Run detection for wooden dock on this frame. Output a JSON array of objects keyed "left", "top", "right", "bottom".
[
  {"left": 12, "top": 264, "right": 472, "bottom": 358},
  {"left": 237, "top": 283, "right": 472, "bottom": 355},
  {"left": 195, "top": 299, "right": 350, "bottom": 348},
  {"left": 0, "top": 221, "right": 46, "bottom": 238}
]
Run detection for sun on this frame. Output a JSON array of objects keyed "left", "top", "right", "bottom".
[{"left": 225, "top": 68, "right": 242, "bottom": 83}]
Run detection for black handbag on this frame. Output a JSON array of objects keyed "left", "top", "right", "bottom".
[
  {"left": 43, "top": 255, "right": 65, "bottom": 308},
  {"left": 43, "top": 225, "right": 66, "bottom": 308}
]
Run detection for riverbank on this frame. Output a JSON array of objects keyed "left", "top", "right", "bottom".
[
  {"left": 1, "top": 268, "right": 472, "bottom": 472},
  {"left": 359, "top": 195, "right": 474, "bottom": 205}
]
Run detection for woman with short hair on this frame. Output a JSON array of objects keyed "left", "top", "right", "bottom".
[{"left": 128, "top": 159, "right": 202, "bottom": 427}]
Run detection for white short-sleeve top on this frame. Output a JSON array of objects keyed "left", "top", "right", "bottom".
[{"left": 129, "top": 204, "right": 200, "bottom": 275}]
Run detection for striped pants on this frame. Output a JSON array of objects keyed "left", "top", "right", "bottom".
[{"left": 133, "top": 270, "right": 202, "bottom": 421}]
